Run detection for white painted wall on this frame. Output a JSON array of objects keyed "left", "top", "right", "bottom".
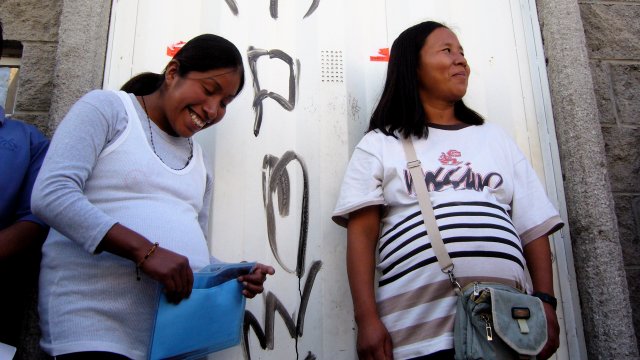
[{"left": 104, "top": 0, "right": 583, "bottom": 358}]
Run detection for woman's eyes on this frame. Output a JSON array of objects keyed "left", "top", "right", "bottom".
[
  {"left": 442, "top": 48, "right": 465, "bottom": 57},
  {"left": 199, "top": 82, "right": 233, "bottom": 108},
  {"left": 202, "top": 86, "right": 214, "bottom": 96}
]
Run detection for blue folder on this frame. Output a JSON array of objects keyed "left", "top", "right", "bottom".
[{"left": 148, "top": 262, "right": 256, "bottom": 360}]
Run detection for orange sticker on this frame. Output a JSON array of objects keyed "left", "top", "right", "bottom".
[
  {"left": 166, "top": 41, "right": 186, "bottom": 57},
  {"left": 370, "top": 48, "right": 390, "bottom": 62}
]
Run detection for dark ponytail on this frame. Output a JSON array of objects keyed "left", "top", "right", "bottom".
[{"left": 120, "top": 73, "right": 163, "bottom": 96}]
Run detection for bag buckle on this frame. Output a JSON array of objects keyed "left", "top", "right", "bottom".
[
  {"left": 407, "top": 159, "right": 422, "bottom": 169},
  {"left": 442, "top": 265, "right": 462, "bottom": 292}
]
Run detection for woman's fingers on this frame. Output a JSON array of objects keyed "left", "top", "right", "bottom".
[
  {"left": 184, "top": 262, "right": 194, "bottom": 298},
  {"left": 238, "top": 263, "right": 275, "bottom": 298}
]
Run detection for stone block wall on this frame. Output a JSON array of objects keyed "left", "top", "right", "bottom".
[
  {"left": 0, "top": 0, "right": 63, "bottom": 136},
  {"left": 580, "top": 0, "right": 640, "bottom": 348}
]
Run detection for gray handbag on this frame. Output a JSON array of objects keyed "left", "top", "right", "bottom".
[{"left": 401, "top": 137, "right": 548, "bottom": 360}]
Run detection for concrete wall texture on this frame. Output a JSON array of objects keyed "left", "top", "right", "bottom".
[
  {"left": 580, "top": 3, "right": 640, "bottom": 356},
  {"left": 1, "top": 0, "right": 638, "bottom": 359},
  {"left": 0, "top": 0, "right": 62, "bottom": 137},
  {"left": 537, "top": 0, "right": 640, "bottom": 358}
]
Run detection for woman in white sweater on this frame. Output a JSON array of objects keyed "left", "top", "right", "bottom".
[{"left": 32, "top": 34, "right": 274, "bottom": 360}]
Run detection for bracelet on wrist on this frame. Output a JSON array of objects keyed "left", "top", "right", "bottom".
[
  {"left": 136, "top": 242, "right": 159, "bottom": 281},
  {"left": 532, "top": 291, "right": 557, "bottom": 311}
]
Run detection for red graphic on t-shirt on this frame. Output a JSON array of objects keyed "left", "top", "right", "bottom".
[{"left": 439, "top": 150, "right": 462, "bottom": 165}]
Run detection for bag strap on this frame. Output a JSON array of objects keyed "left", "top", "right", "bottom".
[{"left": 400, "top": 136, "right": 461, "bottom": 291}]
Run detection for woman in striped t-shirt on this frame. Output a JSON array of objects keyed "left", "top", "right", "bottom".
[{"left": 333, "top": 21, "right": 563, "bottom": 360}]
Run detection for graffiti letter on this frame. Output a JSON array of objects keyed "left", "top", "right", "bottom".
[
  {"left": 262, "top": 151, "right": 308, "bottom": 277},
  {"left": 248, "top": 47, "right": 301, "bottom": 137},
  {"left": 243, "top": 261, "right": 322, "bottom": 359}
]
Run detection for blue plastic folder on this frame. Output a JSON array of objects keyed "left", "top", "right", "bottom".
[{"left": 148, "top": 262, "right": 256, "bottom": 360}]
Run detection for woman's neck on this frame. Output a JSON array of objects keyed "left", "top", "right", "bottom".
[
  {"left": 139, "top": 92, "right": 175, "bottom": 136},
  {"left": 422, "top": 100, "right": 463, "bottom": 126}
]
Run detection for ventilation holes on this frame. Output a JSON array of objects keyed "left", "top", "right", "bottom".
[{"left": 320, "top": 50, "right": 343, "bottom": 83}]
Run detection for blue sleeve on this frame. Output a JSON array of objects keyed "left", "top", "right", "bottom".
[{"left": 14, "top": 126, "right": 50, "bottom": 227}]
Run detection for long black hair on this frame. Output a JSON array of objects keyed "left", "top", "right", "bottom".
[
  {"left": 368, "top": 21, "right": 484, "bottom": 139},
  {"left": 121, "top": 34, "right": 245, "bottom": 96}
]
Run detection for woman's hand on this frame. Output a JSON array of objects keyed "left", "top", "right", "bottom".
[
  {"left": 356, "top": 315, "right": 394, "bottom": 360},
  {"left": 346, "top": 206, "right": 392, "bottom": 359},
  {"left": 237, "top": 263, "right": 275, "bottom": 298},
  {"left": 523, "top": 235, "right": 560, "bottom": 359},
  {"left": 98, "top": 223, "right": 194, "bottom": 304},
  {"left": 538, "top": 303, "right": 560, "bottom": 360},
  {"left": 139, "top": 246, "right": 194, "bottom": 304}
]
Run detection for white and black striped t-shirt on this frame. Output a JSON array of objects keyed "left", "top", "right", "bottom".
[{"left": 333, "top": 123, "right": 563, "bottom": 359}]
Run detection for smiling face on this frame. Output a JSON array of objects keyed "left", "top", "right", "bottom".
[
  {"left": 416, "top": 27, "right": 470, "bottom": 105},
  {"left": 158, "top": 63, "right": 242, "bottom": 137}
]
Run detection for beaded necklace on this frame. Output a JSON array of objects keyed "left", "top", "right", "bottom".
[{"left": 141, "top": 96, "right": 193, "bottom": 170}]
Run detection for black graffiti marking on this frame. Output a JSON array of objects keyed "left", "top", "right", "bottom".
[
  {"left": 248, "top": 47, "right": 301, "bottom": 137},
  {"left": 263, "top": 155, "right": 290, "bottom": 217},
  {"left": 302, "top": 0, "right": 320, "bottom": 18},
  {"left": 269, "top": 0, "right": 321, "bottom": 19},
  {"left": 242, "top": 260, "right": 322, "bottom": 359},
  {"left": 262, "top": 151, "right": 309, "bottom": 277},
  {"left": 269, "top": 0, "right": 278, "bottom": 19},
  {"left": 225, "top": 0, "right": 320, "bottom": 19},
  {"left": 224, "top": 0, "right": 239, "bottom": 15},
  {"left": 257, "top": 151, "right": 315, "bottom": 359}
]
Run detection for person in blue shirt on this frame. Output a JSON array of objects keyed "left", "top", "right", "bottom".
[{"left": 0, "top": 19, "right": 50, "bottom": 350}]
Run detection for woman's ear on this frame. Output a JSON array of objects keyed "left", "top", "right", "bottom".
[{"left": 164, "top": 60, "right": 180, "bottom": 85}]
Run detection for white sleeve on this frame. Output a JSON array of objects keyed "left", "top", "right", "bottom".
[
  {"left": 510, "top": 155, "right": 564, "bottom": 245},
  {"left": 332, "top": 135, "right": 386, "bottom": 227},
  {"left": 31, "top": 90, "right": 127, "bottom": 253}
]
